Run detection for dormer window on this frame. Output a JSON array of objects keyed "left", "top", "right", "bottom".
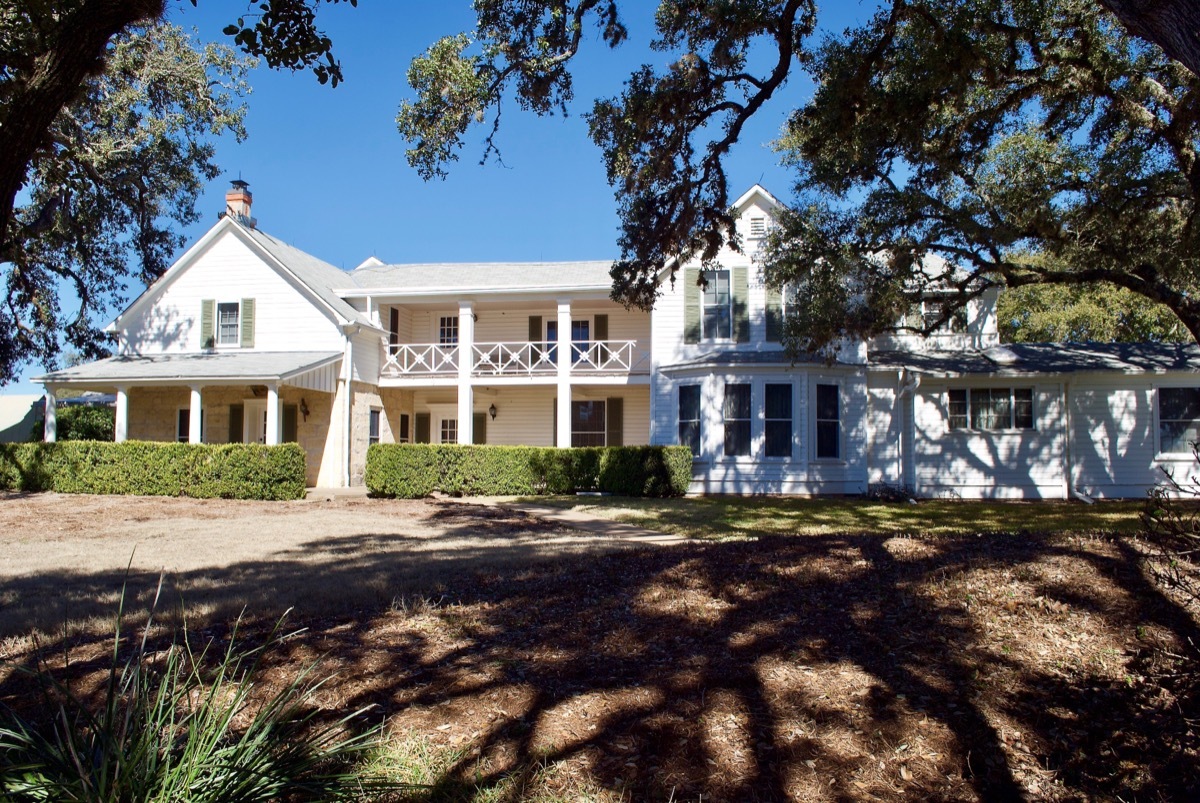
[
  {"left": 217, "top": 303, "right": 240, "bottom": 345},
  {"left": 701, "top": 269, "right": 732, "bottom": 340},
  {"left": 749, "top": 216, "right": 766, "bottom": 237},
  {"left": 919, "top": 297, "right": 968, "bottom": 333}
]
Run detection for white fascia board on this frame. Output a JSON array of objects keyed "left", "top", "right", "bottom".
[
  {"left": 731, "top": 183, "right": 783, "bottom": 214},
  {"left": 335, "top": 284, "right": 613, "bottom": 298}
]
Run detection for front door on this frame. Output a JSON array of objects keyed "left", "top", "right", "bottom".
[{"left": 244, "top": 399, "right": 267, "bottom": 444}]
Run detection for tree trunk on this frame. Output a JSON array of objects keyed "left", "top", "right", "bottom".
[
  {"left": 1100, "top": 0, "right": 1200, "bottom": 76},
  {"left": 0, "top": 0, "right": 165, "bottom": 257}
]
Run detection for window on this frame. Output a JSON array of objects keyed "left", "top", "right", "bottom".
[
  {"left": 399, "top": 413, "right": 411, "bottom": 444},
  {"left": 439, "top": 418, "right": 458, "bottom": 444},
  {"left": 723, "top": 383, "right": 751, "bottom": 457},
  {"left": 176, "top": 409, "right": 204, "bottom": 443},
  {"left": 571, "top": 320, "right": 590, "bottom": 362},
  {"left": 749, "top": 216, "right": 766, "bottom": 237},
  {"left": 572, "top": 400, "right": 606, "bottom": 447},
  {"left": 815, "top": 384, "right": 840, "bottom": 459},
  {"left": 438, "top": 316, "right": 458, "bottom": 346},
  {"left": 702, "top": 270, "right": 732, "bottom": 340},
  {"left": 948, "top": 388, "right": 1035, "bottom": 431},
  {"left": 217, "top": 302, "right": 240, "bottom": 345},
  {"left": 1159, "top": 387, "right": 1200, "bottom": 453},
  {"left": 765, "top": 384, "right": 793, "bottom": 458},
  {"left": 369, "top": 409, "right": 381, "bottom": 446},
  {"left": 678, "top": 385, "right": 701, "bottom": 457},
  {"left": 921, "top": 298, "right": 968, "bottom": 333}
]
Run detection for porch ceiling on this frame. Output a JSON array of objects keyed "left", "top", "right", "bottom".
[{"left": 34, "top": 351, "right": 343, "bottom": 387}]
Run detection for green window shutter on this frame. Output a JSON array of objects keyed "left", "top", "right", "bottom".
[
  {"left": 473, "top": 412, "right": 487, "bottom": 444},
  {"left": 606, "top": 397, "right": 624, "bottom": 446},
  {"left": 528, "top": 315, "right": 542, "bottom": 342},
  {"left": 593, "top": 314, "right": 609, "bottom": 340},
  {"left": 733, "top": 267, "right": 750, "bottom": 343},
  {"left": 240, "top": 298, "right": 255, "bottom": 348},
  {"left": 683, "top": 267, "right": 701, "bottom": 343},
  {"left": 765, "top": 287, "right": 783, "bottom": 342},
  {"left": 200, "top": 299, "right": 215, "bottom": 349},
  {"left": 282, "top": 404, "right": 298, "bottom": 443},
  {"left": 228, "top": 403, "right": 244, "bottom": 443},
  {"left": 415, "top": 413, "right": 431, "bottom": 444}
]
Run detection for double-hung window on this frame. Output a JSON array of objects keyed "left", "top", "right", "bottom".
[
  {"left": 368, "top": 409, "right": 381, "bottom": 446},
  {"left": 571, "top": 320, "right": 590, "bottom": 363},
  {"left": 678, "top": 385, "right": 701, "bottom": 457},
  {"left": 701, "top": 270, "right": 732, "bottom": 340},
  {"left": 948, "top": 388, "right": 1035, "bottom": 430},
  {"left": 217, "top": 302, "right": 240, "bottom": 346},
  {"left": 571, "top": 400, "right": 606, "bottom": 447},
  {"left": 439, "top": 418, "right": 458, "bottom": 444},
  {"left": 723, "top": 383, "right": 751, "bottom": 457},
  {"left": 815, "top": 384, "right": 840, "bottom": 459},
  {"left": 1159, "top": 387, "right": 1200, "bottom": 454},
  {"left": 765, "top": 384, "right": 793, "bottom": 458},
  {"left": 438, "top": 316, "right": 458, "bottom": 346}
]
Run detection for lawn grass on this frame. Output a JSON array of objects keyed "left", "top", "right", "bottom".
[{"left": 533, "top": 496, "right": 1146, "bottom": 539}]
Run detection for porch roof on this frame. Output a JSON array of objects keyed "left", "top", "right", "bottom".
[
  {"left": 34, "top": 351, "right": 343, "bottom": 386},
  {"left": 341, "top": 260, "right": 615, "bottom": 295},
  {"left": 870, "top": 342, "right": 1200, "bottom": 377}
]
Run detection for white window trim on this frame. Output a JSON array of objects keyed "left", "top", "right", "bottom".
[
  {"left": 811, "top": 378, "right": 844, "bottom": 464},
  {"left": 368, "top": 407, "right": 383, "bottom": 446},
  {"left": 700, "top": 269, "right": 734, "bottom": 343},
  {"left": 677, "top": 383, "right": 703, "bottom": 459},
  {"left": 763, "top": 380, "right": 797, "bottom": 461},
  {"left": 1155, "top": 384, "right": 1200, "bottom": 458},
  {"left": 945, "top": 387, "right": 1036, "bottom": 433},
  {"left": 719, "top": 379, "right": 754, "bottom": 462},
  {"left": 215, "top": 301, "right": 241, "bottom": 348},
  {"left": 570, "top": 398, "right": 607, "bottom": 448}
]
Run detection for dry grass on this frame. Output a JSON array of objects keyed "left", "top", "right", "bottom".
[{"left": 1, "top": 493, "right": 1196, "bottom": 801}]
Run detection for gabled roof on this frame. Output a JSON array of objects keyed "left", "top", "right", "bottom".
[
  {"left": 34, "top": 351, "right": 343, "bottom": 385},
  {"left": 871, "top": 342, "right": 1200, "bottom": 376},
  {"left": 341, "top": 260, "right": 615, "bottom": 295},
  {"left": 114, "top": 216, "right": 376, "bottom": 333}
]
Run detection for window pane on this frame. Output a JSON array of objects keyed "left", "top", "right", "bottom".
[
  {"left": 702, "top": 270, "right": 731, "bottom": 339},
  {"left": 816, "top": 421, "right": 839, "bottom": 459},
  {"left": 572, "top": 400, "right": 605, "bottom": 431},
  {"left": 948, "top": 389, "right": 968, "bottom": 429},
  {"left": 765, "top": 421, "right": 791, "bottom": 458},
  {"left": 369, "top": 409, "right": 380, "bottom": 444},
  {"left": 1161, "top": 421, "right": 1200, "bottom": 454},
  {"left": 1013, "top": 389, "right": 1034, "bottom": 429},
  {"left": 816, "top": 384, "right": 838, "bottom": 421},
  {"left": 438, "top": 316, "right": 458, "bottom": 345},
  {"left": 572, "top": 432, "right": 606, "bottom": 448},
  {"left": 217, "top": 303, "right": 239, "bottom": 345},
  {"left": 970, "top": 389, "right": 993, "bottom": 429},
  {"left": 765, "top": 384, "right": 791, "bottom": 419},
  {"left": 679, "top": 421, "right": 701, "bottom": 456},
  {"left": 1160, "top": 388, "right": 1200, "bottom": 422},
  {"left": 679, "top": 385, "right": 700, "bottom": 421},
  {"left": 725, "top": 421, "right": 751, "bottom": 457},
  {"left": 440, "top": 419, "right": 457, "bottom": 444},
  {"left": 723, "top": 384, "right": 750, "bottom": 419}
]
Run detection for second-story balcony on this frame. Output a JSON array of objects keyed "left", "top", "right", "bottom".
[{"left": 382, "top": 340, "right": 649, "bottom": 379}]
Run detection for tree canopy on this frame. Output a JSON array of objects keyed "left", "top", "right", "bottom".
[
  {"left": 997, "top": 283, "right": 1193, "bottom": 344},
  {"left": 398, "top": 0, "right": 1200, "bottom": 354}
]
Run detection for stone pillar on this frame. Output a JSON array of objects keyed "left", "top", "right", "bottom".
[
  {"left": 189, "top": 386, "right": 203, "bottom": 444},
  {"left": 265, "top": 384, "right": 281, "bottom": 445},
  {"left": 556, "top": 299, "right": 572, "bottom": 448},
  {"left": 457, "top": 300, "right": 475, "bottom": 444},
  {"left": 115, "top": 386, "right": 129, "bottom": 442},
  {"left": 43, "top": 390, "right": 56, "bottom": 443}
]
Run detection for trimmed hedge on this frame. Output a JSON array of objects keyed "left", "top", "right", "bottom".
[
  {"left": 0, "top": 441, "right": 306, "bottom": 500},
  {"left": 365, "top": 443, "right": 693, "bottom": 499}
]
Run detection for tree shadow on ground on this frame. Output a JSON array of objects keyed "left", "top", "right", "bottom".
[{"left": 1, "top": 504, "right": 1197, "bottom": 801}]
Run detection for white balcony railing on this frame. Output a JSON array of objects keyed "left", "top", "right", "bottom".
[
  {"left": 383, "top": 343, "right": 458, "bottom": 375},
  {"left": 383, "top": 340, "right": 649, "bottom": 378}
]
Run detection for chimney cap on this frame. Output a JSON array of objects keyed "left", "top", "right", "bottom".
[{"left": 229, "top": 178, "right": 250, "bottom": 191}]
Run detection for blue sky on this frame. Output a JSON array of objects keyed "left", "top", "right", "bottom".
[{"left": 8, "top": 1, "right": 881, "bottom": 393}]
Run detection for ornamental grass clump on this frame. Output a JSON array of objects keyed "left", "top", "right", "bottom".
[{"left": 0, "top": 582, "right": 402, "bottom": 802}]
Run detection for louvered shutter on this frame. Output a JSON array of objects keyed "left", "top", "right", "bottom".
[
  {"left": 282, "top": 404, "right": 298, "bottom": 443},
  {"left": 415, "top": 413, "right": 431, "bottom": 444},
  {"left": 606, "top": 397, "right": 623, "bottom": 446},
  {"left": 228, "top": 404, "right": 244, "bottom": 443},
  {"left": 240, "top": 298, "right": 255, "bottom": 348},
  {"left": 733, "top": 267, "right": 749, "bottom": 343},
  {"left": 765, "top": 286, "right": 784, "bottom": 342},
  {"left": 200, "top": 300, "right": 215, "bottom": 349},
  {"left": 473, "top": 412, "right": 487, "bottom": 444},
  {"left": 683, "top": 268, "right": 701, "bottom": 343}
]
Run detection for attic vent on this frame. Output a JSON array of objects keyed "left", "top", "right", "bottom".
[{"left": 749, "top": 216, "right": 766, "bottom": 236}]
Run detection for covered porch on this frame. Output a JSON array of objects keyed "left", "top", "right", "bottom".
[{"left": 35, "top": 352, "right": 344, "bottom": 487}]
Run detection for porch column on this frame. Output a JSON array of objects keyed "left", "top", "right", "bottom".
[
  {"left": 265, "top": 383, "right": 281, "bottom": 445},
  {"left": 42, "top": 389, "right": 56, "bottom": 442},
  {"left": 114, "top": 386, "right": 129, "bottom": 442},
  {"left": 457, "top": 300, "right": 475, "bottom": 444},
  {"left": 188, "top": 386, "right": 203, "bottom": 444},
  {"left": 556, "top": 299, "right": 572, "bottom": 448}
]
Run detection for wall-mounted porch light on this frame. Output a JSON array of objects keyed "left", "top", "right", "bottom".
[
  {"left": 488, "top": 403, "right": 497, "bottom": 421},
  {"left": 300, "top": 398, "right": 309, "bottom": 421}
]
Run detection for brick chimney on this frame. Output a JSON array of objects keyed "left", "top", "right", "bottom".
[{"left": 223, "top": 178, "right": 256, "bottom": 228}]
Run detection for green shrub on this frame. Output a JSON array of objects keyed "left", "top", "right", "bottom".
[
  {"left": 366, "top": 443, "right": 693, "bottom": 499},
  {"left": 0, "top": 592, "right": 403, "bottom": 802},
  {"left": 28, "top": 404, "right": 115, "bottom": 441},
  {"left": 0, "top": 441, "right": 306, "bottom": 500}
]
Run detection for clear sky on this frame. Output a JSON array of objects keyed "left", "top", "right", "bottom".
[{"left": 7, "top": 1, "right": 881, "bottom": 394}]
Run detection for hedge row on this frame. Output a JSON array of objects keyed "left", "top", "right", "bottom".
[
  {"left": 0, "top": 441, "right": 306, "bottom": 500},
  {"left": 365, "top": 444, "right": 693, "bottom": 498}
]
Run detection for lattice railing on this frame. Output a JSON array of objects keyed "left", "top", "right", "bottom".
[{"left": 383, "top": 343, "right": 458, "bottom": 375}]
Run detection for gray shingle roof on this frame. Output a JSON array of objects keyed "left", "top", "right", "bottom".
[
  {"left": 870, "top": 342, "right": 1200, "bottom": 376},
  {"left": 238, "top": 227, "right": 372, "bottom": 326},
  {"left": 35, "top": 351, "right": 342, "bottom": 384},
  {"left": 662, "top": 350, "right": 837, "bottom": 369},
  {"left": 346, "top": 260, "right": 615, "bottom": 293}
]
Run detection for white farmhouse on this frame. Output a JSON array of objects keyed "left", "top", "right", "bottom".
[{"left": 36, "top": 181, "right": 1200, "bottom": 498}]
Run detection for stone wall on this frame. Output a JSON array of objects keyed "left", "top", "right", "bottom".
[{"left": 348, "top": 383, "right": 413, "bottom": 485}]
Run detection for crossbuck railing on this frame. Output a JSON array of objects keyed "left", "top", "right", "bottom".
[{"left": 383, "top": 340, "right": 648, "bottom": 377}]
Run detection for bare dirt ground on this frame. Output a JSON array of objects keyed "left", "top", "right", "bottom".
[{"left": 1, "top": 493, "right": 1198, "bottom": 801}]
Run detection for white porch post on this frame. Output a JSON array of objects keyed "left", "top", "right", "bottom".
[
  {"left": 556, "top": 299, "right": 572, "bottom": 448},
  {"left": 114, "top": 386, "right": 129, "bottom": 442},
  {"left": 265, "top": 384, "right": 281, "bottom": 445},
  {"left": 457, "top": 300, "right": 475, "bottom": 444},
  {"left": 42, "top": 389, "right": 57, "bottom": 442},
  {"left": 188, "top": 386, "right": 203, "bottom": 444}
]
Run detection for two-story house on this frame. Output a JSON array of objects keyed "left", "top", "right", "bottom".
[{"left": 35, "top": 181, "right": 1200, "bottom": 498}]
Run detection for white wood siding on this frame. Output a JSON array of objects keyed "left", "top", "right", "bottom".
[
  {"left": 121, "top": 229, "right": 344, "bottom": 355},
  {"left": 867, "top": 372, "right": 903, "bottom": 486}
]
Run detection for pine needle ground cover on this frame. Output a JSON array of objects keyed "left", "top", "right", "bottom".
[{"left": 0, "top": 494, "right": 1194, "bottom": 801}]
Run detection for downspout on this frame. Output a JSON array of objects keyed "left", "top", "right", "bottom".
[{"left": 341, "top": 329, "right": 358, "bottom": 488}]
